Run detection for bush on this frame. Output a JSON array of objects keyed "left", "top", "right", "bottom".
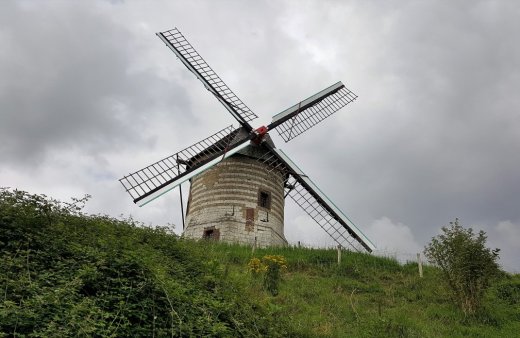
[
  {"left": 0, "top": 189, "right": 295, "bottom": 337},
  {"left": 248, "top": 255, "right": 287, "bottom": 296},
  {"left": 495, "top": 278, "right": 520, "bottom": 305},
  {"left": 424, "top": 218, "right": 500, "bottom": 315}
]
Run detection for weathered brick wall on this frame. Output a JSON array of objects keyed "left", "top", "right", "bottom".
[{"left": 184, "top": 151, "right": 287, "bottom": 247}]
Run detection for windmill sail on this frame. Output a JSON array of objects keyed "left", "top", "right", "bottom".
[
  {"left": 259, "top": 145, "right": 375, "bottom": 252},
  {"left": 119, "top": 27, "right": 375, "bottom": 253},
  {"left": 269, "top": 82, "right": 357, "bottom": 142},
  {"left": 119, "top": 126, "right": 250, "bottom": 207},
  {"left": 157, "top": 28, "right": 257, "bottom": 131}
]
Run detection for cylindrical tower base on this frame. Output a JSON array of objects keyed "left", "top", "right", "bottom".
[{"left": 184, "top": 151, "right": 287, "bottom": 247}]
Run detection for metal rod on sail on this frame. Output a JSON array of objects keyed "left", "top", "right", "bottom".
[{"left": 177, "top": 155, "right": 186, "bottom": 230}]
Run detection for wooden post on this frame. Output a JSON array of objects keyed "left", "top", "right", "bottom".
[
  {"left": 417, "top": 253, "right": 423, "bottom": 278},
  {"left": 337, "top": 245, "right": 342, "bottom": 266},
  {"left": 252, "top": 236, "right": 257, "bottom": 254}
]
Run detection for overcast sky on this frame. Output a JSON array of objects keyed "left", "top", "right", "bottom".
[{"left": 1, "top": 0, "right": 519, "bottom": 271}]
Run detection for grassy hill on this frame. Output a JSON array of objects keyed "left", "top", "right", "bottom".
[{"left": 1, "top": 189, "right": 519, "bottom": 337}]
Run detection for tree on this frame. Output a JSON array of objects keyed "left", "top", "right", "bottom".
[{"left": 424, "top": 218, "right": 500, "bottom": 315}]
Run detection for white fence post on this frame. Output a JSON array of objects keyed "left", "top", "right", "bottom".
[
  {"left": 337, "top": 245, "right": 342, "bottom": 266},
  {"left": 417, "top": 253, "right": 423, "bottom": 278}
]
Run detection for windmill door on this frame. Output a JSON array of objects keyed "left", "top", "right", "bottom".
[{"left": 245, "top": 208, "right": 254, "bottom": 231}]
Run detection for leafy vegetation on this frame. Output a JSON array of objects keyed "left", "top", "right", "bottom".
[
  {"left": 201, "top": 243, "right": 520, "bottom": 337},
  {"left": 424, "top": 218, "right": 501, "bottom": 315},
  {"left": 1, "top": 189, "right": 519, "bottom": 337},
  {"left": 248, "top": 255, "right": 287, "bottom": 295},
  {"left": 0, "top": 189, "right": 293, "bottom": 337}
]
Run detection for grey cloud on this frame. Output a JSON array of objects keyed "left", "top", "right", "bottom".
[
  {"left": 268, "top": 1, "right": 520, "bottom": 264},
  {"left": 1, "top": 0, "right": 519, "bottom": 271},
  {"left": 0, "top": 2, "right": 191, "bottom": 166}
]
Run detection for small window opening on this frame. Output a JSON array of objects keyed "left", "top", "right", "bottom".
[
  {"left": 258, "top": 190, "right": 271, "bottom": 209},
  {"left": 203, "top": 229, "right": 214, "bottom": 239},
  {"left": 203, "top": 227, "right": 219, "bottom": 240}
]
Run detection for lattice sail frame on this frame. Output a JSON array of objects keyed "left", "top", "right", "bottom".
[
  {"left": 269, "top": 82, "right": 358, "bottom": 142},
  {"left": 285, "top": 176, "right": 368, "bottom": 252},
  {"left": 258, "top": 146, "right": 375, "bottom": 252},
  {"left": 157, "top": 28, "right": 257, "bottom": 129},
  {"left": 119, "top": 126, "right": 246, "bottom": 205}
]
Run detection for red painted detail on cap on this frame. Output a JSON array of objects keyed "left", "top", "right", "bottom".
[
  {"left": 256, "top": 126, "right": 268, "bottom": 136},
  {"left": 252, "top": 126, "right": 269, "bottom": 144}
]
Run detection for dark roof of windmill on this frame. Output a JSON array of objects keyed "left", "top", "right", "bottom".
[{"left": 184, "top": 127, "right": 276, "bottom": 168}]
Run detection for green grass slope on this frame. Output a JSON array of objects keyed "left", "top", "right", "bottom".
[
  {"left": 201, "top": 244, "right": 520, "bottom": 337},
  {"left": 1, "top": 189, "right": 519, "bottom": 337}
]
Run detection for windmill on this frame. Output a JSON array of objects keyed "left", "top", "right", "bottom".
[{"left": 119, "top": 28, "right": 375, "bottom": 253}]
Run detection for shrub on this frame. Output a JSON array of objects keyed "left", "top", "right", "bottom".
[
  {"left": 495, "top": 278, "right": 520, "bottom": 305},
  {"left": 262, "top": 255, "right": 287, "bottom": 296},
  {"left": 248, "top": 255, "right": 287, "bottom": 296},
  {"left": 0, "top": 189, "right": 295, "bottom": 337},
  {"left": 248, "top": 257, "right": 267, "bottom": 276},
  {"left": 424, "top": 218, "right": 500, "bottom": 315}
]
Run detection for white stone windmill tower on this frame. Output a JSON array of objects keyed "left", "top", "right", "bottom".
[{"left": 120, "top": 28, "right": 375, "bottom": 253}]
